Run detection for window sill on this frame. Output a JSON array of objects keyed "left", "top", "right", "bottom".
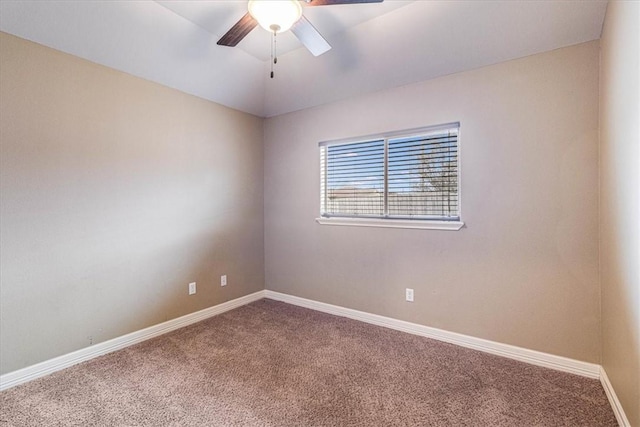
[{"left": 315, "top": 217, "right": 464, "bottom": 231}]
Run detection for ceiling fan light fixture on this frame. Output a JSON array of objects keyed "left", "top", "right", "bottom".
[{"left": 248, "top": 0, "right": 303, "bottom": 33}]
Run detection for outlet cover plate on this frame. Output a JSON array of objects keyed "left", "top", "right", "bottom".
[{"left": 406, "top": 288, "right": 414, "bottom": 302}]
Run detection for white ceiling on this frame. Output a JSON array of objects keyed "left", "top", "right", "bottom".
[{"left": 0, "top": 0, "right": 608, "bottom": 118}]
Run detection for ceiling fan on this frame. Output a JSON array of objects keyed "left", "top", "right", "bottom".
[{"left": 217, "top": 0, "right": 384, "bottom": 70}]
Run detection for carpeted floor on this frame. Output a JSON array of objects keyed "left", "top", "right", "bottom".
[{"left": 1, "top": 299, "right": 617, "bottom": 426}]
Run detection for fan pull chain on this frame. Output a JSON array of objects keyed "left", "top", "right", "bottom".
[{"left": 270, "top": 30, "right": 278, "bottom": 79}]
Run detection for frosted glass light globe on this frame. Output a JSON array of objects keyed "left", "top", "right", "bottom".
[{"left": 248, "top": 0, "right": 303, "bottom": 33}]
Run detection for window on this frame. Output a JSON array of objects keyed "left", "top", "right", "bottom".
[{"left": 318, "top": 123, "right": 462, "bottom": 230}]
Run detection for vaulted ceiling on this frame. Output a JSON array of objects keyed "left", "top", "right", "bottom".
[{"left": 0, "top": 0, "right": 608, "bottom": 117}]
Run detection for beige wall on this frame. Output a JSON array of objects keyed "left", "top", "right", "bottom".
[
  {"left": 0, "top": 32, "right": 264, "bottom": 374},
  {"left": 264, "top": 41, "right": 601, "bottom": 363},
  {"left": 599, "top": 1, "right": 640, "bottom": 425}
]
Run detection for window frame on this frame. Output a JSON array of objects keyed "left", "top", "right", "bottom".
[{"left": 316, "top": 123, "right": 464, "bottom": 231}]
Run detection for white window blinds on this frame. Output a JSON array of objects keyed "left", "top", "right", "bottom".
[{"left": 320, "top": 123, "right": 459, "bottom": 221}]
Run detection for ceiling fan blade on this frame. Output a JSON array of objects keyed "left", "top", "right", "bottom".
[
  {"left": 306, "top": 0, "right": 383, "bottom": 6},
  {"left": 291, "top": 16, "right": 331, "bottom": 57},
  {"left": 217, "top": 13, "right": 258, "bottom": 47}
]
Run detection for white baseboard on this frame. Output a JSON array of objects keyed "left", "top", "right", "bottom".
[
  {"left": 0, "top": 290, "right": 265, "bottom": 391},
  {"left": 600, "top": 366, "right": 631, "bottom": 427},
  {"left": 3, "top": 288, "right": 627, "bottom": 426},
  {"left": 264, "top": 290, "right": 601, "bottom": 379}
]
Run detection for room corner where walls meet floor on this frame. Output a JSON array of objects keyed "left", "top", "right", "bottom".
[{"left": 0, "top": 290, "right": 631, "bottom": 425}]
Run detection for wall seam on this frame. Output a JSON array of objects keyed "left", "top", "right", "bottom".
[{"left": 597, "top": 34, "right": 604, "bottom": 366}]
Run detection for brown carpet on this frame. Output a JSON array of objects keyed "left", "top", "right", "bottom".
[{"left": 1, "top": 299, "right": 617, "bottom": 426}]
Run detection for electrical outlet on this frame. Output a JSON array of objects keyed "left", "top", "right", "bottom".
[
  {"left": 405, "top": 288, "right": 414, "bottom": 302},
  {"left": 221, "top": 275, "right": 227, "bottom": 287},
  {"left": 189, "top": 282, "right": 196, "bottom": 295}
]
